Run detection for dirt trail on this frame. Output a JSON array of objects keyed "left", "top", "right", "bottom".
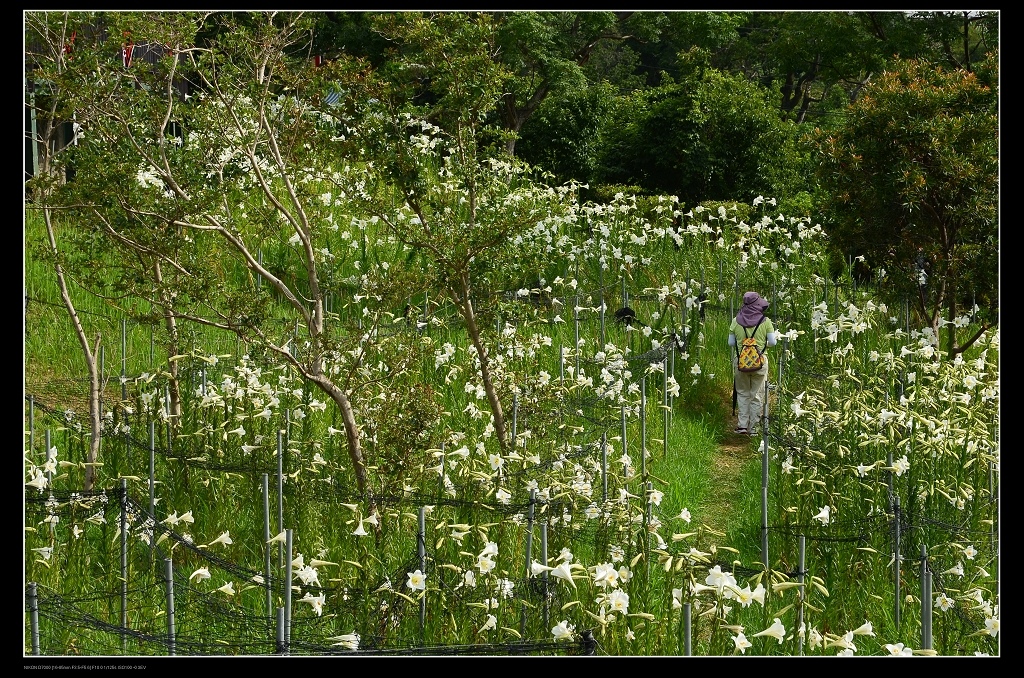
[{"left": 702, "top": 429, "right": 759, "bottom": 534}]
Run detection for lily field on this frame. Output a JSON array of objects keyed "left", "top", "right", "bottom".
[{"left": 24, "top": 195, "right": 1000, "bottom": 657}]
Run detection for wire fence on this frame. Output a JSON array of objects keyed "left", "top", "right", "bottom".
[{"left": 25, "top": 273, "right": 998, "bottom": 656}]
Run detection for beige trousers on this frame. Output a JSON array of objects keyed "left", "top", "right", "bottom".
[{"left": 733, "top": 356, "right": 769, "bottom": 432}]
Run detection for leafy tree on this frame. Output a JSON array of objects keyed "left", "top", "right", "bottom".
[
  {"left": 353, "top": 12, "right": 578, "bottom": 453},
  {"left": 628, "top": 11, "right": 748, "bottom": 87},
  {"left": 577, "top": 37, "right": 647, "bottom": 94},
  {"left": 725, "top": 11, "right": 897, "bottom": 125},
  {"left": 812, "top": 54, "right": 998, "bottom": 356},
  {"left": 492, "top": 11, "right": 665, "bottom": 155},
  {"left": 900, "top": 10, "right": 999, "bottom": 71},
  {"left": 26, "top": 11, "right": 120, "bottom": 490},
  {"left": 26, "top": 11, "right": 432, "bottom": 503},
  {"left": 595, "top": 56, "right": 805, "bottom": 206},
  {"left": 516, "top": 80, "right": 616, "bottom": 187},
  {"left": 307, "top": 11, "right": 391, "bottom": 66},
  {"left": 704, "top": 11, "right": 997, "bottom": 129}
]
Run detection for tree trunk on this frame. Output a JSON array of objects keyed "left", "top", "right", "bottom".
[
  {"left": 86, "top": 334, "right": 102, "bottom": 490},
  {"left": 307, "top": 373, "right": 375, "bottom": 514},
  {"left": 501, "top": 85, "right": 549, "bottom": 157},
  {"left": 456, "top": 273, "right": 507, "bottom": 451},
  {"left": 43, "top": 209, "right": 103, "bottom": 490},
  {"left": 153, "top": 261, "right": 182, "bottom": 422}
]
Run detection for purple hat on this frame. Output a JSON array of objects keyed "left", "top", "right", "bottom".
[{"left": 736, "top": 291, "right": 769, "bottom": 327}]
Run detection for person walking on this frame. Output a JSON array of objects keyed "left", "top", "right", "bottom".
[{"left": 729, "top": 291, "right": 778, "bottom": 435}]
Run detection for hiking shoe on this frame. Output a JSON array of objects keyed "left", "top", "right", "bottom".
[{"left": 733, "top": 427, "right": 748, "bottom": 435}]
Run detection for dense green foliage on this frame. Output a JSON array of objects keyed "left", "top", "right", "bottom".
[
  {"left": 812, "top": 54, "right": 999, "bottom": 356},
  {"left": 515, "top": 81, "right": 617, "bottom": 188},
  {"left": 595, "top": 64, "right": 807, "bottom": 206}
]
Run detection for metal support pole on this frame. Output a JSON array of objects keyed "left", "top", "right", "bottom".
[
  {"left": 990, "top": 457, "right": 996, "bottom": 554},
  {"left": 601, "top": 433, "right": 608, "bottom": 502},
  {"left": 121, "top": 319, "right": 128, "bottom": 401},
  {"left": 811, "top": 287, "right": 817, "bottom": 356},
  {"left": 887, "top": 446, "right": 895, "bottom": 511},
  {"left": 164, "top": 557, "right": 175, "bottom": 656},
  {"left": 640, "top": 377, "right": 646, "bottom": 480},
  {"left": 620, "top": 402, "right": 628, "bottom": 470},
  {"left": 669, "top": 343, "right": 675, "bottom": 411},
  {"left": 276, "top": 607, "right": 286, "bottom": 655},
  {"left": 512, "top": 392, "right": 518, "bottom": 449},
  {"left": 44, "top": 429, "right": 52, "bottom": 490},
  {"left": 779, "top": 337, "right": 787, "bottom": 387},
  {"left": 120, "top": 479, "right": 128, "bottom": 654},
  {"left": 663, "top": 355, "right": 669, "bottom": 459},
  {"left": 797, "top": 535, "right": 806, "bottom": 656},
  {"left": 761, "top": 464, "right": 769, "bottom": 568},
  {"left": 521, "top": 490, "right": 536, "bottom": 636},
  {"left": 277, "top": 430, "right": 284, "bottom": 570},
  {"left": 921, "top": 545, "right": 932, "bottom": 650},
  {"left": 29, "top": 582, "right": 40, "bottom": 655},
  {"left": 418, "top": 506, "right": 426, "bottom": 635},
  {"left": 645, "top": 481, "right": 653, "bottom": 581},
  {"left": 760, "top": 373, "right": 770, "bottom": 567},
  {"left": 574, "top": 296, "right": 580, "bottom": 376},
  {"left": 165, "top": 385, "right": 172, "bottom": 455},
  {"left": 894, "top": 496, "right": 901, "bottom": 630},
  {"left": 438, "top": 441, "right": 446, "bottom": 498},
  {"left": 599, "top": 267, "right": 606, "bottom": 346},
  {"left": 760, "top": 374, "right": 769, "bottom": 439},
  {"left": 559, "top": 342, "right": 564, "bottom": 384},
  {"left": 284, "top": 529, "right": 293, "bottom": 649},
  {"left": 541, "top": 521, "right": 549, "bottom": 631},
  {"left": 263, "top": 474, "right": 272, "bottom": 621},
  {"left": 683, "top": 602, "right": 692, "bottom": 656},
  {"left": 149, "top": 421, "right": 156, "bottom": 562}
]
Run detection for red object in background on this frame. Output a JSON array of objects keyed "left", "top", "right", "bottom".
[{"left": 122, "top": 31, "right": 134, "bottom": 68}]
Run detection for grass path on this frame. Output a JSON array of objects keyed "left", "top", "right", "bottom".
[{"left": 701, "top": 428, "right": 758, "bottom": 536}]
